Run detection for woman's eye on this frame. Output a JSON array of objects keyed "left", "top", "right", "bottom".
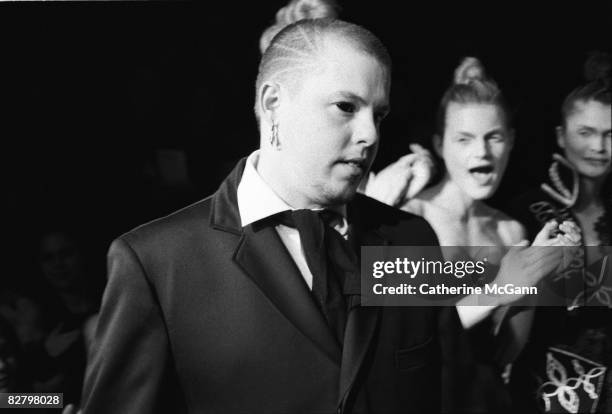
[{"left": 336, "top": 102, "right": 356, "bottom": 113}]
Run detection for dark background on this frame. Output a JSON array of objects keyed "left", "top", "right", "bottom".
[
  {"left": 2, "top": 1, "right": 610, "bottom": 282},
  {"left": 0, "top": 2, "right": 609, "bottom": 407}
]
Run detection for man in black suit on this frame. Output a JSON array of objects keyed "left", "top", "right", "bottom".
[{"left": 81, "top": 18, "right": 457, "bottom": 414}]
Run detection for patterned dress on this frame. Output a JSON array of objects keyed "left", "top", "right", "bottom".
[{"left": 506, "top": 188, "right": 612, "bottom": 413}]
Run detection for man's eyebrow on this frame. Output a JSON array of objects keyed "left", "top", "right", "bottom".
[
  {"left": 335, "top": 91, "right": 390, "bottom": 113},
  {"left": 335, "top": 91, "right": 366, "bottom": 105},
  {"left": 484, "top": 128, "right": 505, "bottom": 137},
  {"left": 576, "top": 125, "right": 597, "bottom": 131}
]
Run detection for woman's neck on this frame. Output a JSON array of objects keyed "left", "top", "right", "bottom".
[
  {"left": 427, "top": 176, "right": 488, "bottom": 221},
  {"left": 573, "top": 174, "right": 604, "bottom": 212}
]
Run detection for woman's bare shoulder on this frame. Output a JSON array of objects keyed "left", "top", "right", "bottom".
[
  {"left": 490, "top": 208, "right": 527, "bottom": 244},
  {"left": 400, "top": 190, "right": 438, "bottom": 217}
]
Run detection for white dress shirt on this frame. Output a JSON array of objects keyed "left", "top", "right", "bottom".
[{"left": 237, "top": 150, "right": 348, "bottom": 290}]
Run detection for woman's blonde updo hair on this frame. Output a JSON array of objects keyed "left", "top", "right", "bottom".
[
  {"left": 259, "top": 0, "right": 339, "bottom": 54},
  {"left": 436, "top": 57, "right": 511, "bottom": 135}
]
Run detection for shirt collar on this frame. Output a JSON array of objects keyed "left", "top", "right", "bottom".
[{"left": 237, "top": 150, "right": 347, "bottom": 229}]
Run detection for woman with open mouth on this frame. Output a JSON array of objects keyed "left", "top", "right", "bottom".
[{"left": 364, "top": 56, "right": 582, "bottom": 413}]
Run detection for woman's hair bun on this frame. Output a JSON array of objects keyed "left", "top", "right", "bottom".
[
  {"left": 275, "top": 0, "right": 338, "bottom": 26},
  {"left": 453, "top": 57, "right": 486, "bottom": 85},
  {"left": 259, "top": 0, "right": 339, "bottom": 54},
  {"left": 584, "top": 51, "right": 611, "bottom": 85}
]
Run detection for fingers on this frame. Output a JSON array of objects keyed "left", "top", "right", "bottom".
[
  {"left": 554, "top": 234, "right": 580, "bottom": 246},
  {"left": 365, "top": 165, "right": 413, "bottom": 206},
  {"left": 408, "top": 143, "right": 426, "bottom": 154},
  {"left": 558, "top": 220, "right": 581, "bottom": 245},
  {"left": 532, "top": 220, "right": 559, "bottom": 246},
  {"left": 541, "top": 219, "right": 559, "bottom": 235},
  {"left": 408, "top": 143, "right": 435, "bottom": 167},
  {"left": 532, "top": 219, "right": 582, "bottom": 247},
  {"left": 409, "top": 143, "right": 433, "bottom": 158},
  {"left": 366, "top": 146, "right": 436, "bottom": 206},
  {"left": 394, "top": 153, "right": 419, "bottom": 167}
]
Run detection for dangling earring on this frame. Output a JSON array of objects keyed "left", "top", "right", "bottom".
[{"left": 270, "top": 123, "right": 280, "bottom": 149}]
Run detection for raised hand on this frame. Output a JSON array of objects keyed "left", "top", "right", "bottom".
[
  {"left": 488, "top": 220, "right": 582, "bottom": 306},
  {"left": 364, "top": 143, "right": 436, "bottom": 206},
  {"left": 532, "top": 219, "right": 581, "bottom": 247}
]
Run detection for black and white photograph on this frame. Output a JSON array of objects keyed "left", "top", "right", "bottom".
[{"left": 1, "top": 1, "right": 610, "bottom": 413}]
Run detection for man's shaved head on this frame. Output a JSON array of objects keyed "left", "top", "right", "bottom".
[{"left": 254, "top": 17, "right": 391, "bottom": 127}]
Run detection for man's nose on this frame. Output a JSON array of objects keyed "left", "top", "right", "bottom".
[{"left": 353, "top": 113, "right": 379, "bottom": 147}]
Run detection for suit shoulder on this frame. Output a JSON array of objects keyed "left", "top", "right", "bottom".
[
  {"left": 352, "top": 194, "right": 439, "bottom": 245},
  {"left": 120, "top": 196, "right": 214, "bottom": 249},
  {"left": 353, "top": 193, "right": 430, "bottom": 223}
]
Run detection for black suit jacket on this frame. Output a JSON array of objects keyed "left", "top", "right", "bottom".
[{"left": 82, "top": 158, "right": 458, "bottom": 414}]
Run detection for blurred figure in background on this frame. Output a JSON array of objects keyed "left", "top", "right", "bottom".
[
  {"left": 37, "top": 228, "right": 102, "bottom": 359},
  {"left": 507, "top": 51, "right": 611, "bottom": 414},
  {"left": 1, "top": 224, "right": 104, "bottom": 408},
  {"left": 363, "top": 57, "right": 581, "bottom": 412},
  {"left": 0, "top": 317, "right": 22, "bottom": 393}
]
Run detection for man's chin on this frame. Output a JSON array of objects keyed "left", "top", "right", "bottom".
[{"left": 319, "top": 183, "right": 360, "bottom": 206}]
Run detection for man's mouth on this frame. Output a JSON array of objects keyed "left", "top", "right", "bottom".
[
  {"left": 338, "top": 158, "right": 368, "bottom": 172},
  {"left": 468, "top": 165, "right": 495, "bottom": 184}
]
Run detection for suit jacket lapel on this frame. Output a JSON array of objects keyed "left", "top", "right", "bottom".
[
  {"left": 234, "top": 223, "right": 342, "bottom": 364},
  {"left": 337, "top": 195, "right": 389, "bottom": 408},
  {"left": 210, "top": 158, "right": 341, "bottom": 364},
  {"left": 210, "top": 163, "right": 389, "bottom": 398},
  {"left": 338, "top": 304, "right": 380, "bottom": 409}
]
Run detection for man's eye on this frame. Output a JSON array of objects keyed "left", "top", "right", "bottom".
[
  {"left": 578, "top": 130, "right": 592, "bottom": 137},
  {"left": 336, "top": 102, "right": 356, "bottom": 113}
]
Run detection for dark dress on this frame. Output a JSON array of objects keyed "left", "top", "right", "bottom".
[{"left": 506, "top": 188, "right": 612, "bottom": 413}]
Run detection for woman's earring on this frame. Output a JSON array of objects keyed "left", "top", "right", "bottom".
[{"left": 270, "top": 123, "right": 280, "bottom": 149}]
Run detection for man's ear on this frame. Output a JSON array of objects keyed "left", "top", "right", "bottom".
[
  {"left": 433, "top": 134, "right": 443, "bottom": 157},
  {"left": 555, "top": 125, "right": 566, "bottom": 149},
  {"left": 259, "top": 82, "right": 282, "bottom": 125}
]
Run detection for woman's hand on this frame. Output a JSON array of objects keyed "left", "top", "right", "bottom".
[
  {"left": 532, "top": 219, "right": 581, "bottom": 247},
  {"left": 487, "top": 220, "right": 582, "bottom": 306},
  {"left": 364, "top": 143, "right": 435, "bottom": 206}
]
